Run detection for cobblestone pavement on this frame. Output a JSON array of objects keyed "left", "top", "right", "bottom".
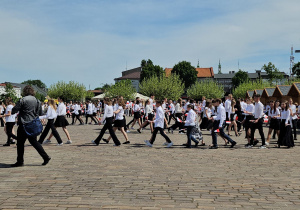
[{"left": 1, "top": 117, "right": 300, "bottom": 209}]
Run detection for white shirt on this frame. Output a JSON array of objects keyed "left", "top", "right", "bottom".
[
  {"left": 101, "top": 105, "right": 114, "bottom": 123},
  {"left": 162, "top": 103, "right": 167, "bottom": 113},
  {"left": 40, "top": 106, "right": 57, "bottom": 120},
  {"left": 183, "top": 101, "right": 190, "bottom": 111},
  {"left": 289, "top": 104, "right": 297, "bottom": 120},
  {"left": 244, "top": 104, "right": 255, "bottom": 117},
  {"left": 185, "top": 109, "right": 196, "bottom": 126},
  {"left": 57, "top": 102, "right": 66, "bottom": 116},
  {"left": 133, "top": 104, "right": 140, "bottom": 112},
  {"left": 268, "top": 108, "right": 280, "bottom": 118},
  {"left": 225, "top": 99, "right": 231, "bottom": 113},
  {"left": 145, "top": 105, "right": 152, "bottom": 117},
  {"left": 213, "top": 104, "right": 226, "bottom": 127},
  {"left": 281, "top": 109, "right": 291, "bottom": 125},
  {"left": 203, "top": 107, "right": 211, "bottom": 118},
  {"left": 240, "top": 101, "right": 247, "bottom": 112},
  {"left": 175, "top": 103, "right": 182, "bottom": 114},
  {"left": 115, "top": 106, "right": 124, "bottom": 120},
  {"left": 87, "top": 103, "right": 94, "bottom": 115},
  {"left": 5, "top": 104, "right": 16, "bottom": 122},
  {"left": 153, "top": 106, "right": 164, "bottom": 128},
  {"left": 74, "top": 104, "right": 81, "bottom": 115},
  {"left": 169, "top": 103, "right": 175, "bottom": 114},
  {"left": 254, "top": 101, "right": 264, "bottom": 119}
]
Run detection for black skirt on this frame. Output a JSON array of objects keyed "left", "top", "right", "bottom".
[
  {"left": 278, "top": 120, "right": 294, "bottom": 147},
  {"left": 54, "top": 116, "right": 69, "bottom": 127},
  {"left": 134, "top": 112, "right": 141, "bottom": 119},
  {"left": 200, "top": 117, "right": 208, "bottom": 129},
  {"left": 230, "top": 113, "right": 235, "bottom": 121},
  {"left": 269, "top": 118, "right": 280, "bottom": 130},
  {"left": 244, "top": 115, "right": 254, "bottom": 128},
  {"left": 114, "top": 119, "right": 125, "bottom": 127}
]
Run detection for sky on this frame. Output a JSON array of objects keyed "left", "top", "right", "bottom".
[{"left": 1, "top": 0, "right": 300, "bottom": 90}]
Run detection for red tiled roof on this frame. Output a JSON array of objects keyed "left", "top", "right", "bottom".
[
  {"left": 165, "top": 67, "right": 214, "bottom": 78},
  {"left": 115, "top": 71, "right": 141, "bottom": 80}
]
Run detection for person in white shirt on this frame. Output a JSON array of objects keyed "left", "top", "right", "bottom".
[
  {"left": 129, "top": 99, "right": 142, "bottom": 129},
  {"left": 227, "top": 99, "right": 239, "bottom": 137},
  {"left": 210, "top": 98, "right": 236, "bottom": 149},
  {"left": 242, "top": 98, "right": 255, "bottom": 145},
  {"left": 85, "top": 100, "right": 98, "bottom": 124},
  {"left": 248, "top": 94, "right": 266, "bottom": 148},
  {"left": 167, "top": 99, "right": 175, "bottom": 125},
  {"left": 73, "top": 102, "right": 84, "bottom": 125},
  {"left": 225, "top": 94, "right": 232, "bottom": 122},
  {"left": 38, "top": 99, "right": 63, "bottom": 146},
  {"left": 266, "top": 100, "right": 280, "bottom": 145},
  {"left": 169, "top": 98, "right": 184, "bottom": 133},
  {"left": 145, "top": 101, "right": 173, "bottom": 148},
  {"left": 183, "top": 104, "right": 199, "bottom": 148},
  {"left": 0, "top": 101, "right": 5, "bottom": 127},
  {"left": 0, "top": 99, "right": 17, "bottom": 146},
  {"left": 289, "top": 98, "right": 297, "bottom": 140},
  {"left": 92, "top": 98, "right": 121, "bottom": 146},
  {"left": 137, "top": 99, "right": 154, "bottom": 133},
  {"left": 46, "top": 96, "right": 72, "bottom": 144},
  {"left": 102, "top": 98, "right": 130, "bottom": 144},
  {"left": 277, "top": 100, "right": 294, "bottom": 148}
]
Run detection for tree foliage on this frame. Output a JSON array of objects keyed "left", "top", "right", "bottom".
[
  {"left": 35, "top": 92, "right": 46, "bottom": 102},
  {"left": 105, "top": 80, "right": 136, "bottom": 100},
  {"left": 22, "top": 79, "right": 47, "bottom": 89},
  {"left": 262, "top": 62, "right": 283, "bottom": 85},
  {"left": 292, "top": 62, "right": 300, "bottom": 78},
  {"left": 187, "top": 80, "right": 224, "bottom": 100},
  {"left": 140, "top": 59, "right": 165, "bottom": 82},
  {"left": 0, "top": 83, "right": 18, "bottom": 103},
  {"left": 139, "top": 74, "right": 185, "bottom": 101},
  {"left": 172, "top": 61, "right": 197, "bottom": 88},
  {"left": 95, "top": 83, "right": 111, "bottom": 91},
  {"left": 232, "top": 80, "right": 273, "bottom": 99},
  {"left": 232, "top": 70, "right": 249, "bottom": 88},
  {"left": 48, "top": 81, "right": 90, "bottom": 101}
]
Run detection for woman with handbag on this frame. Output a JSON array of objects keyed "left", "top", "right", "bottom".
[
  {"left": 11, "top": 85, "right": 51, "bottom": 167},
  {"left": 38, "top": 99, "right": 63, "bottom": 146}
]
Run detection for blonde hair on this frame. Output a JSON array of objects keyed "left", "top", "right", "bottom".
[{"left": 48, "top": 99, "right": 57, "bottom": 111}]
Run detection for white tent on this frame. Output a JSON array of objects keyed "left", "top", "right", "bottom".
[
  {"left": 92, "top": 92, "right": 149, "bottom": 101},
  {"left": 92, "top": 93, "right": 106, "bottom": 100}
]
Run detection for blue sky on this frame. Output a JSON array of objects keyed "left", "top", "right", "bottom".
[{"left": 1, "top": 0, "right": 300, "bottom": 89}]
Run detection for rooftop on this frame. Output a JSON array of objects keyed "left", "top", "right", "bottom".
[{"left": 165, "top": 67, "right": 214, "bottom": 78}]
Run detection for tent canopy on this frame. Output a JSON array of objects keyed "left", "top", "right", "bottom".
[{"left": 92, "top": 93, "right": 149, "bottom": 101}]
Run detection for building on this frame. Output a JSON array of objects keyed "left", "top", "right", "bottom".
[
  {"left": 165, "top": 67, "right": 214, "bottom": 81},
  {"left": 0, "top": 83, "right": 22, "bottom": 98},
  {"left": 114, "top": 67, "right": 141, "bottom": 92},
  {"left": 214, "top": 70, "right": 289, "bottom": 93}
]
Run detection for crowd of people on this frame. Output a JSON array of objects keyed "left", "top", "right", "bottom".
[{"left": 0, "top": 86, "right": 297, "bottom": 167}]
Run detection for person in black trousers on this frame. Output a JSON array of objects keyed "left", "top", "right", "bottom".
[
  {"left": 11, "top": 85, "right": 51, "bottom": 167},
  {"left": 38, "top": 99, "right": 63, "bottom": 145},
  {"left": 1, "top": 99, "right": 17, "bottom": 146},
  {"left": 92, "top": 98, "right": 120, "bottom": 146}
]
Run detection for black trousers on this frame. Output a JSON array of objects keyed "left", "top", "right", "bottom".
[
  {"left": 16, "top": 124, "right": 49, "bottom": 164},
  {"left": 38, "top": 119, "right": 63, "bottom": 144},
  {"left": 168, "top": 113, "right": 175, "bottom": 125},
  {"left": 250, "top": 118, "right": 265, "bottom": 145},
  {"left": 75, "top": 114, "right": 84, "bottom": 124},
  {"left": 150, "top": 127, "right": 171, "bottom": 144},
  {"left": 170, "top": 113, "right": 184, "bottom": 130},
  {"left": 95, "top": 117, "right": 120, "bottom": 145},
  {"left": 71, "top": 113, "right": 75, "bottom": 124},
  {"left": 5, "top": 122, "right": 17, "bottom": 144},
  {"left": 86, "top": 114, "right": 97, "bottom": 124},
  {"left": 0, "top": 118, "right": 4, "bottom": 127},
  {"left": 292, "top": 119, "right": 297, "bottom": 139}
]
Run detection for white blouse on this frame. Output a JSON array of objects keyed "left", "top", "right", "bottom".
[
  {"left": 101, "top": 105, "right": 114, "bottom": 123},
  {"left": 268, "top": 108, "right": 280, "bottom": 118},
  {"left": 281, "top": 109, "right": 291, "bottom": 125},
  {"left": 40, "top": 106, "right": 57, "bottom": 120},
  {"left": 115, "top": 106, "right": 124, "bottom": 120}
]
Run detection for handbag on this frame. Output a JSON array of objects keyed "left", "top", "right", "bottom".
[{"left": 23, "top": 99, "right": 43, "bottom": 137}]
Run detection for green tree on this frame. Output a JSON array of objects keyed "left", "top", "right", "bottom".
[
  {"left": 22, "top": 79, "right": 47, "bottom": 89},
  {"left": 140, "top": 59, "right": 165, "bottom": 82},
  {"left": 48, "top": 81, "right": 90, "bottom": 101},
  {"left": 35, "top": 92, "right": 46, "bottom": 102},
  {"left": 172, "top": 61, "right": 197, "bottom": 88},
  {"left": 105, "top": 80, "right": 136, "bottom": 100},
  {"left": 262, "top": 62, "right": 283, "bottom": 85},
  {"left": 0, "top": 83, "right": 18, "bottom": 103},
  {"left": 187, "top": 79, "right": 224, "bottom": 100},
  {"left": 232, "top": 70, "right": 249, "bottom": 88},
  {"left": 292, "top": 62, "right": 300, "bottom": 78},
  {"left": 94, "top": 83, "right": 111, "bottom": 92},
  {"left": 139, "top": 74, "right": 185, "bottom": 101},
  {"left": 232, "top": 80, "right": 273, "bottom": 99}
]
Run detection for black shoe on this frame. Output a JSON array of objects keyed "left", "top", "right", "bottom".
[
  {"left": 185, "top": 146, "right": 192, "bottom": 148},
  {"left": 209, "top": 146, "right": 218, "bottom": 149},
  {"left": 3, "top": 143, "right": 10, "bottom": 146},
  {"left": 253, "top": 140, "right": 259, "bottom": 146},
  {"left": 137, "top": 129, "right": 141, "bottom": 133},
  {"left": 42, "top": 157, "right": 51, "bottom": 166},
  {"left": 182, "top": 143, "right": 188, "bottom": 146},
  {"left": 230, "top": 141, "right": 237, "bottom": 148},
  {"left": 195, "top": 142, "right": 199, "bottom": 148},
  {"left": 102, "top": 139, "right": 109, "bottom": 144},
  {"left": 294, "top": 138, "right": 297, "bottom": 140},
  {"left": 11, "top": 162, "right": 24, "bottom": 167},
  {"left": 123, "top": 141, "right": 130, "bottom": 144},
  {"left": 10, "top": 141, "right": 16, "bottom": 144}
]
